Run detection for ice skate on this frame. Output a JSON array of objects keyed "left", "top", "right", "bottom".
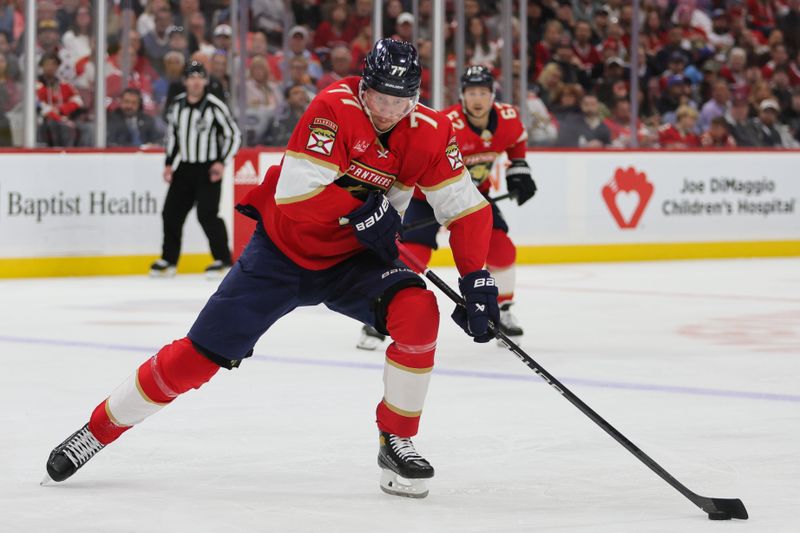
[
  {"left": 357, "top": 325, "right": 386, "bottom": 351},
  {"left": 497, "top": 302, "right": 523, "bottom": 345},
  {"left": 149, "top": 259, "right": 176, "bottom": 278},
  {"left": 42, "top": 423, "right": 104, "bottom": 484},
  {"left": 377, "top": 432, "right": 434, "bottom": 498},
  {"left": 204, "top": 260, "right": 231, "bottom": 280}
]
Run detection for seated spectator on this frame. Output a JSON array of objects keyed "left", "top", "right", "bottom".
[
  {"left": 698, "top": 80, "right": 730, "bottom": 131},
  {"left": 556, "top": 94, "right": 611, "bottom": 147},
  {"left": 107, "top": 88, "right": 161, "bottom": 147},
  {"left": 0, "top": 50, "right": 20, "bottom": 145},
  {"left": 604, "top": 97, "right": 657, "bottom": 147},
  {"left": 245, "top": 54, "right": 282, "bottom": 143},
  {"left": 167, "top": 25, "right": 190, "bottom": 59},
  {"left": 572, "top": 20, "right": 601, "bottom": 71},
  {"left": 534, "top": 62, "right": 563, "bottom": 108},
  {"left": 142, "top": 7, "right": 173, "bottom": 76},
  {"left": 786, "top": 88, "right": 800, "bottom": 144},
  {"left": 550, "top": 83, "right": 583, "bottom": 125},
  {"left": 521, "top": 88, "right": 557, "bottom": 146},
  {"left": 61, "top": 5, "right": 92, "bottom": 72},
  {"left": 701, "top": 116, "right": 737, "bottom": 147},
  {"left": 252, "top": 0, "right": 286, "bottom": 40},
  {"left": 282, "top": 55, "right": 317, "bottom": 98},
  {"left": 719, "top": 47, "right": 748, "bottom": 93},
  {"left": 281, "top": 26, "right": 323, "bottom": 82},
  {"left": 349, "top": 24, "right": 373, "bottom": 73},
  {"left": 153, "top": 51, "right": 185, "bottom": 110},
  {"left": 658, "top": 74, "right": 693, "bottom": 118},
  {"left": 467, "top": 15, "right": 498, "bottom": 68},
  {"left": 658, "top": 105, "right": 700, "bottom": 148},
  {"left": 752, "top": 98, "right": 789, "bottom": 147},
  {"left": 533, "top": 20, "right": 563, "bottom": 75},
  {"left": 726, "top": 97, "right": 761, "bottom": 146},
  {"left": 314, "top": 3, "right": 354, "bottom": 51},
  {"left": 391, "top": 11, "right": 415, "bottom": 43},
  {"left": 137, "top": 0, "right": 169, "bottom": 38},
  {"left": 708, "top": 9, "right": 735, "bottom": 53},
  {"left": 594, "top": 56, "right": 626, "bottom": 107},
  {"left": 259, "top": 83, "right": 311, "bottom": 147},
  {"left": 0, "top": 31, "right": 19, "bottom": 81},
  {"left": 316, "top": 43, "right": 353, "bottom": 91},
  {"left": 552, "top": 43, "right": 588, "bottom": 86},
  {"left": 212, "top": 23, "right": 233, "bottom": 54},
  {"left": 188, "top": 12, "right": 215, "bottom": 56},
  {"left": 36, "top": 52, "right": 84, "bottom": 147},
  {"left": 211, "top": 51, "right": 230, "bottom": 101},
  {"left": 762, "top": 43, "right": 790, "bottom": 81}
]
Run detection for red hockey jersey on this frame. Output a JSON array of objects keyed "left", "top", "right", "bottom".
[
  {"left": 440, "top": 101, "right": 528, "bottom": 195},
  {"left": 241, "top": 76, "right": 491, "bottom": 275}
]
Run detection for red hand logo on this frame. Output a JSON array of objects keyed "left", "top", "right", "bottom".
[{"left": 602, "top": 166, "right": 654, "bottom": 229}]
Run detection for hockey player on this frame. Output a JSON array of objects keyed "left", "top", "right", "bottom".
[
  {"left": 43, "top": 40, "right": 498, "bottom": 499},
  {"left": 358, "top": 65, "right": 536, "bottom": 351}
]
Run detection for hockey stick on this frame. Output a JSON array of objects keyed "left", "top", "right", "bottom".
[
  {"left": 396, "top": 242, "right": 749, "bottom": 521},
  {"left": 401, "top": 192, "right": 516, "bottom": 233}
]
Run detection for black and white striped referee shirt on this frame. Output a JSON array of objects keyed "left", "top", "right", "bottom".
[{"left": 165, "top": 91, "right": 242, "bottom": 169}]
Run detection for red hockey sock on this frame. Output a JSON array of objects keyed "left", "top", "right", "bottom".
[
  {"left": 376, "top": 287, "right": 439, "bottom": 437},
  {"left": 89, "top": 337, "right": 220, "bottom": 445},
  {"left": 486, "top": 229, "right": 517, "bottom": 303}
]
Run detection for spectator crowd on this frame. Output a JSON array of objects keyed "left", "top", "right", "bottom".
[{"left": 0, "top": 0, "right": 798, "bottom": 148}]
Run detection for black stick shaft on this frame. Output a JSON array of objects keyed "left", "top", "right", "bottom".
[{"left": 396, "top": 243, "right": 746, "bottom": 519}]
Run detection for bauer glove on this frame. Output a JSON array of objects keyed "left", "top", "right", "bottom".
[
  {"left": 345, "top": 191, "right": 401, "bottom": 264},
  {"left": 451, "top": 269, "right": 499, "bottom": 343},
  {"left": 506, "top": 159, "right": 537, "bottom": 206}
]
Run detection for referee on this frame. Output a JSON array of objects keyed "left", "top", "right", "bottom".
[{"left": 150, "top": 60, "right": 242, "bottom": 278}]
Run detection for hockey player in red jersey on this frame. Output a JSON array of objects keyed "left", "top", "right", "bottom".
[
  {"left": 358, "top": 65, "right": 536, "bottom": 351},
  {"left": 43, "top": 40, "right": 498, "bottom": 499}
]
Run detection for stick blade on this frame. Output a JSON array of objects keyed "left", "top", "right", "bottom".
[{"left": 703, "top": 498, "right": 748, "bottom": 520}]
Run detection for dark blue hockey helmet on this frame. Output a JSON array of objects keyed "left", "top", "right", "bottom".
[
  {"left": 362, "top": 39, "right": 421, "bottom": 98},
  {"left": 460, "top": 65, "right": 494, "bottom": 93}
]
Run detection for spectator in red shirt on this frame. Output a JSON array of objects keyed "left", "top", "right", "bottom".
[
  {"left": 701, "top": 116, "right": 737, "bottom": 147},
  {"left": 313, "top": 2, "right": 354, "bottom": 51},
  {"left": 642, "top": 9, "right": 666, "bottom": 57},
  {"left": 762, "top": 43, "right": 791, "bottom": 80},
  {"left": 36, "top": 52, "right": 84, "bottom": 147},
  {"left": 572, "top": 20, "right": 601, "bottom": 70},
  {"left": 533, "top": 20, "right": 563, "bottom": 76},
  {"left": 747, "top": 0, "right": 776, "bottom": 34},
  {"left": 349, "top": 0, "right": 373, "bottom": 30},
  {"left": 659, "top": 105, "right": 700, "bottom": 148},
  {"left": 315, "top": 43, "right": 353, "bottom": 92}
]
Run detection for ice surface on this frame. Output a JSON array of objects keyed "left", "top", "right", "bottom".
[{"left": 1, "top": 259, "right": 798, "bottom": 532}]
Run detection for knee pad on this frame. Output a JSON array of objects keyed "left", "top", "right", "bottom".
[
  {"left": 385, "top": 287, "right": 439, "bottom": 348},
  {"left": 139, "top": 337, "right": 221, "bottom": 402},
  {"left": 486, "top": 228, "right": 516, "bottom": 269}
]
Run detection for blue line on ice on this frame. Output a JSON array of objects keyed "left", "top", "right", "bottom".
[{"left": 2, "top": 334, "right": 798, "bottom": 404}]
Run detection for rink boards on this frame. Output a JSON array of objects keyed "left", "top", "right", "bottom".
[{"left": 0, "top": 148, "right": 798, "bottom": 277}]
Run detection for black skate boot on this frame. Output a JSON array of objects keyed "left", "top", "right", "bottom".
[
  {"left": 43, "top": 423, "right": 104, "bottom": 484},
  {"left": 149, "top": 259, "right": 176, "bottom": 278},
  {"left": 497, "top": 302, "right": 523, "bottom": 345},
  {"left": 204, "top": 260, "right": 232, "bottom": 280},
  {"left": 356, "top": 324, "right": 386, "bottom": 351},
  {"left": 378, "top": 431, "right": 434, "bottom": 498}
]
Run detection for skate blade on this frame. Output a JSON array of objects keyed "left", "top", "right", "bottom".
[
  {"left": 149, "top": 269, "right": 176, "bottom": 279},
  {"left": 40, "top": 474, "right": 54, "bottom": 486},
  {"left": 356, "top": 337, "right": 383, "bottom": 351},
  {"left": 204, "top": 269, "right": 229, "bottom": 281},
  {"left": 379, "top": 469, "right": 429, "bottom": 499}
]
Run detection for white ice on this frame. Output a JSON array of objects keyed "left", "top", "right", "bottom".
[{"left": 1, "top": 259, "right": 798, "bottom": 533}]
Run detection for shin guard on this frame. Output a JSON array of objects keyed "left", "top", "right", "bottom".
[
  {"left": 376, "top": 287, "right": 439, "bottom": 437},
  {"left": 89, "top": 337, "right": 220, "bottom": 445}
]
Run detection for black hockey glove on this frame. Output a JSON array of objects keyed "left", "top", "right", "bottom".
[
  {"left": 345, "top": 191, "right": 402, "bottom": 264},
  {"left": 451, "top": 269, "right": 499, "bottom": 343},
  {"left": 506, "top": 159, "right": 537, "bottom": 206}
]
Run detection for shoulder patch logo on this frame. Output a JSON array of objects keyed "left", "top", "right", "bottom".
[
  {"left": 353, "top": 139, "right": 371, "bottom": 154},
  {"left": 445, "top": 141, "right": 464, "bottom": 171},
  {"left": 307, "top": 118, "right": 338, "bottom": 156}
]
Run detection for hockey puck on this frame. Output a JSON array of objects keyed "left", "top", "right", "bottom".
[{"left": 708, "top": 511, "right": 732, "bottom": 520}]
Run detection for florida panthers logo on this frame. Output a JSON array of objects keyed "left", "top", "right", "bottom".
[
  {"left": 306, "top": 117, "right": 338, "bottom": 156},
  {"left": 445, "top": 140, "right": 464, "bottom": 171}
]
